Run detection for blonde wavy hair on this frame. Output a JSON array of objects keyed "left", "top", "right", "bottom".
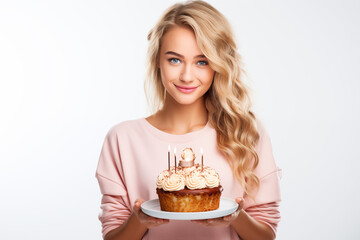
[{"left": 144, "top": 0, "right": 260, "bottom": 198}]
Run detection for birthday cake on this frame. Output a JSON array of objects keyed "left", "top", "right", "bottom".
[{"left": 156, "top": 148, "right": 222, "bottom": 212}]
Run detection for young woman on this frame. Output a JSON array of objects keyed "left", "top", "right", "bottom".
[{"left": 96, "top": 1, "right": 281, "bottom": 239}]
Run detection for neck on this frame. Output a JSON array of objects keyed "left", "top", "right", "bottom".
[{"left": 150, "top": 93, "right": 208, "bottom": 135}]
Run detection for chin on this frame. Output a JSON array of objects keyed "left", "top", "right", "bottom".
[
  {"left": 167, "top": 91, "right": 204, "bottom": 106},
  {"left": 178, "top": 101, "right": 197, "bottom": 105},
  {"left": 174, "top": 97, "right": 202, "bottom": 106}
]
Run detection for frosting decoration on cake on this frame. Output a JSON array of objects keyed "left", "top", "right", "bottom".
[{"left": 157, "top": 148, "right": 220, "bottom": 191}]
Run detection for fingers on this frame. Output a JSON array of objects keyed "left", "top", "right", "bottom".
[
  {"left": 191, "top": 219, "right": 214, "bottom": 226},
  {"left": 235, "top": 197, "right": 244, "bottom": 211},
  {"left": 223, "top": 210, "right": 239, "bottom": 222},
  {"left": 133, "top": 199, "right": 169, "bottom": 228},
  {"left": 223, "top": 197, "right": 244, "bottom": 221},
  {"left": 133, "top": 198, "right": 144, "bottom": 214},
  {"left": 138, "top": 211, "right": 168, "bottom": 223},
  {"left": 135, "top": 198, "right": 145, "bottom": 207},
  {"left": 194, "top": 215, "right": 235, "bottom": 226},
  {"left": 191, "top": 217, "right": 226, "bottom": 226},
  {"left": 192, "top": 197, "right": 245, "bottom": 226},
  {"left": 223, "top": 214, "right": 234, "bottom": 221},
  {"left": 139, "top": 213, "right": 170, "bottom": 228}
]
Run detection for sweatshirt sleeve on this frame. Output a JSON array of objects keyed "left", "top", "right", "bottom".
[
  {"left": 243, "top": 122, "right": 282, "bottom": 236},
  {"left": 95, "top": 127, "right": 132, "bottom": 238}
]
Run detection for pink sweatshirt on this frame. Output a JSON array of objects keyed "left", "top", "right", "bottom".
[{"left": 96, "top": 118, "right": 281, "bottom": 239}]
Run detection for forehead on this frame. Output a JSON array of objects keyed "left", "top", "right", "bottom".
[{"left": 160, "top": 26, "right": 203, "bottom": 56}]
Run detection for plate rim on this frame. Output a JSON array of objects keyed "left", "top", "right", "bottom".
[{"left": 141, "top": 197, "right": 238, "bottom": 220}]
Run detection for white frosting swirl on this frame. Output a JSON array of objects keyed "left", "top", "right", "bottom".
[
  {"left": 156, "top": 164, "right": 220, "bottom": 191},
  {"left": 202, "top": 166, "right": 220, "bottom": 188},
  {"left": 182, "top": 166, "right": 196, "bottom": 175},
  {"left": 162, "top": 173, "right": 185, "bottom": 191},
  {"left": 185, "top": 171, "right": 206, "bottom": 189},
  {"left": 203, "top": 172, "right": 220, "bottom": 188},
  {"left": 203, "top": 166, "right": 217, "bottom": 175},
  {"left": 156, "top": 170, "right": 170, "bottom": 189}
]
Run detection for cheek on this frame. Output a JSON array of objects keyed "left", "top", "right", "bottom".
[
  {"left": 198, "top": 69, "right": 214, "bottom": 85},
  {"left": 160, "top": 64, "right": 178, "bottom": 84}
]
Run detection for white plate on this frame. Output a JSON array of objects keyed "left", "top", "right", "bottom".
[{"left": 141, "top": 197, "right": 238, "bottom": 220}]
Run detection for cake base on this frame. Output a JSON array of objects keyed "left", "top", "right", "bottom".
[{"left": 156, "top": 186, "right": 223, "bottom": 212}]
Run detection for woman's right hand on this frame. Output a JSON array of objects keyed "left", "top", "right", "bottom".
[{"left": 133, "top": 199, "right": 170, "bottom": 228}]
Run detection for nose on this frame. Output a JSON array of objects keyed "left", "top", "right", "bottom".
[{"left": 180, "top": 63, "right": 193, "bottom": 83}]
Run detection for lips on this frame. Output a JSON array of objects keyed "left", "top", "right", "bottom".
[{"left": 175, "top": 85, "right": 198, "bottom": 93}]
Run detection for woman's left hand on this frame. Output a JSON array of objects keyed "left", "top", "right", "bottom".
[{"left": 191, "top": 197, "right": 244, "bottom": 227}]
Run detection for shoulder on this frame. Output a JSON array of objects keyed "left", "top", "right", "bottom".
[
  {"left": 105, "top": 118, "right": 145, "bottom": 139},
  {"left": 253, "top": 118, "right": 278, "bottom": 178},
  {"left": 255, "top": 118, "right": 271, "bottom": 148},
  {"left": 255, "top": 118, "right": 268, "bottom": 138}
]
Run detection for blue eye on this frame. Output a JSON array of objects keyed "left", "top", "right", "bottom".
[
  {"left": 169, "top": 58, "right": 181, "bottom": 64},
  {"left": 197, "top": 60, "right": 208, "bottom": 66}
]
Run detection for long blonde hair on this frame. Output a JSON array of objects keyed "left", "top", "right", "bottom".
[{"left": 145, "top": 0, "right": 260, "bottom": 198}]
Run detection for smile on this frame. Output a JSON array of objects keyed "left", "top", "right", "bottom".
[{"left": 175, "top": 85, "right": 198, "bottom": 93}]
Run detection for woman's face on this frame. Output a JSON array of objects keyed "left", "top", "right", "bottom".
[{"left": 158, "top": 26, "right": 215, "bottom": 106}]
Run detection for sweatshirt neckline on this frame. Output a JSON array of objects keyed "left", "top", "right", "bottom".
[{"left": 141, "top": 117, "right": 212, "bottom": 143}]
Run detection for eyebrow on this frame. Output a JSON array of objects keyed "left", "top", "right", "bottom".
[{"left": 165, "top": 51, "right": 206, "bottom": 59}]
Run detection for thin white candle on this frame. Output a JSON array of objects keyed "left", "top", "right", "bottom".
[
  {"left": 201, "top": 147, "right": 203, "bottom": 171},
  {"left": 174, "top": 147, "right": 177, "bottom": 173},
  {"left": 168, "top": 145, "right": 170, "bottom": 172}
]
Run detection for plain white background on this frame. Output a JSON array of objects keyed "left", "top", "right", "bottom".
[{"left": 1, "top": 0, "right": 359, "bottom": 239}]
